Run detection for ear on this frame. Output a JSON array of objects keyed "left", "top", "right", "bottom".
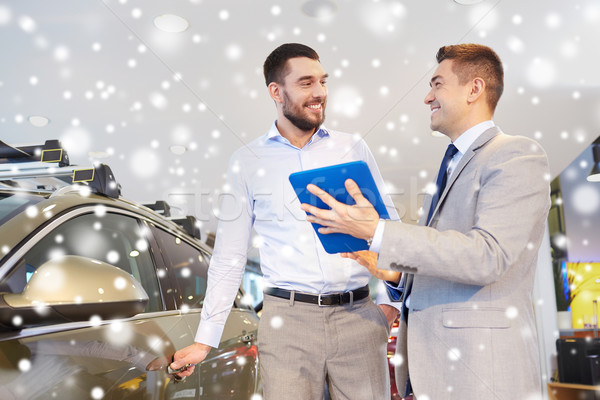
[
  {"left": 467, "top": 77, "right": 486, "bottom": 104},
  {"left": 268, "top": 82, "right": 283, "bottom": 104}
]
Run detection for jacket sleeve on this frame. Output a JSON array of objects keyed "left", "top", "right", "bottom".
[{"left": 377, "top": 136, "right": 551, "bottom": 286}]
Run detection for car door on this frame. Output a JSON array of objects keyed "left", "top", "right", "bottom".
[
  {"left": 0, "top": 208, "right": 204, "bottom": 399},
  {"left": 149, "top": 225, "right": 261, "bottom": 399}
]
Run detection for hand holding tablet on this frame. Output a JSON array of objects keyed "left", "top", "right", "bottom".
[{"left": 289, "top": 161, "right": 389, "bottom": 254}]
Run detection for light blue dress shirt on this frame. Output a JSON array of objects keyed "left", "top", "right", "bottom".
[{"left": 196, "top": 122, "right": 400, "bottom": 346}]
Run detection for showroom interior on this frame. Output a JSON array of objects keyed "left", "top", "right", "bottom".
[{"left": 1, "top": 0, "right": 600, "bottom": 399}]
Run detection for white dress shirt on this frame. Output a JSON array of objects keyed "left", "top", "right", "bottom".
[{"left": 196, "top": 122, "right": 400, "bottom": 346}]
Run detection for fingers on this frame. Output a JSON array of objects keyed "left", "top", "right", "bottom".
[
  {"left": 171, "top": 343, "right": 210, "bottom": 370},
  {"left": 354, "top": 256, "right": 373, "bottom": 270},
  {"left": 340, "top": 252, "right": 358, "bottom": 260},
  {"left": 305, "top": 213, "right": 331, "bottom": 226},
  {"left": 170, "top": 350, "right": 191, "bottom": 370},
  {"left": 354, "top": 250, "right": 375, "bottom": 266},
  {"left": 344, "top": 179, "right": 365, "bottom": 202},
  {"left": 302, "top": 181, "right": 376, "bottom": 217},
  {"left": 174, "top": 366, "right": 195, "bottom": 378},
  {"left": 303, "top": 183, "right": 346, "bottom": 220},
  {"left": 301, "top": 203, "right": 331, "bottom": 221},
  {"left": 317, "top": 226, "right": 341, "bottom": 235},
  {"left": 306, "top": 183, "right": 338, "bottom": 208},
  {"left": 344, "top": 179, "right": 371, "bottom": 208},
  {"left": 170, "top": 354, "right": 197, "bottom": 378},
  {"left": 301, "top": 181, "right": 378, "bottom": 240},
  {"left": 340, "top": 251, "right": 373, "bottom": 269},
  {"left": 305, "top": 214, "right": 341, "bottom": 235}
]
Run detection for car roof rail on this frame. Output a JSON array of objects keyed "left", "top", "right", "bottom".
[
  {"left": 170, "top": 215, "right": 202, "bottom": 240},
  {"left": 69, "top": 163, "right": 120, "bottom": 199},
  {"left": 0, "top": 139, "right": 120, "bottom": 198},
  {"left": 141, "top": 201, "right": 201, "bottom": 240},
  {"left": 143, "top": 201, "right": 171, "bottom": 217},
  {"left": 0, "top": 139, "right": 70, "bottom": 167},
  {"left": 0, "top": 163, "right": 121, "bottom": 199}
]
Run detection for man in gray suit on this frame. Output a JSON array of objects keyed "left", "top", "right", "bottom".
[{"left": 300, "top": 43, "right": 551, "bottom": 399}]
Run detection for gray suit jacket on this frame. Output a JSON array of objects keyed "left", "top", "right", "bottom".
[{"left": 381, "top": 127, "right": 550, "bottom": 399}]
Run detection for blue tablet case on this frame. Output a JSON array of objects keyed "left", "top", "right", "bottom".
[{"left": 289, "top": 161, "right": 390, "bottom": 254}]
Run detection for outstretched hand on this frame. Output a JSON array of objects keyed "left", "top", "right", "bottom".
[
  {"left": 341, "top": 251, "right": 401, "bottom": 283},
  {"left": 300, "top": 179, "right": 380, "bottom": 241}
]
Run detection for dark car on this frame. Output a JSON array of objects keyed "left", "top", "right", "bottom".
[{"left": 0, "top": 140, "right": 261, "bottom": 399}]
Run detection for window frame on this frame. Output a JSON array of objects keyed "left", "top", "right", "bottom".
[
  {"left": 148, "top": 223, "right": 212, "bottom": 311},
  {"left": 147, "top": 223, "right": 250, "bottom": 311}
]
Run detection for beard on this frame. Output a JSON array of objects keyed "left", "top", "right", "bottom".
[{"left": 282, "top": 90, "right": 326, "bottom": 132}]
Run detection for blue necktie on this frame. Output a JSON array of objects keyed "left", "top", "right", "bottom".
[{"left": 426, "top": 143, "right": 458, "bottom": 225}]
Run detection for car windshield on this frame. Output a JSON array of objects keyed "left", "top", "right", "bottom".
[{"left": 0, "top": 192, "right": 44, "bottom": 225}]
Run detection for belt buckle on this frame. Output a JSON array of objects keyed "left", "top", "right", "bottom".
[
  {"left": 318, "top": 293, "right": 335, "bottom": 306},
  {"left": 318, "top": 293, "right": 342, "bottom": 306}
]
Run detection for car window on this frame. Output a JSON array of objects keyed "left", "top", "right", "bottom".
[
  {"left": 0, "top": 211, "right": 162, "bottom": 313},
  {"left": 0, "top": 192, "right": 43, "bottom": 225},
  {"left": 242, "top": 262, "right": 264, "bottom": 309},
  {"left": 151, "top": 227, "right": 209, "bottom": 309}
]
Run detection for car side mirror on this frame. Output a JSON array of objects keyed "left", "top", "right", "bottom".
[{"left": 0, "top": 255, "right": 149, "bottom": 329}]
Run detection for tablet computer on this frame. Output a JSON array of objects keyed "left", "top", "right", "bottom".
[{"left": 289, "top": 161, "right": 390, "bottom": 254}]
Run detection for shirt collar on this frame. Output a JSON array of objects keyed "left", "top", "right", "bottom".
[
  {"left": 452, "top": 120, "right": 495, "bottom": 155},
  {"left": 266, "top": 121, "right": 330, "bottom": 146}
]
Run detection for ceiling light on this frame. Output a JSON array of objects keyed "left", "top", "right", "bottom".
[
  {"left": 430, "top": 131, "right": 446, "bottom": 138},
  {"left": 453, "top": 0, "right": 484, "bottom": 4},
  {"left": 28, "top": 115, "right": 50, "bottom": 127},
  {"left": 587, "top": 141, "right": 600, "bottom": 182},
  {"left": 153, "top": 14, "right": 189, "bottom": 33},
  {"left": 301, "top": 0, "right": 337, "bottom": 18},
  {"left": 588, "top": 167, "right": 600, "bottom": 182},
  {"left": 169, "top": 145, "right": 187, "bottom": 155}
]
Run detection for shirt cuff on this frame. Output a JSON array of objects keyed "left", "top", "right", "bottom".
[
  {"left": 375, "top": 280, "right": 402, "bottom": 310},
  {"left": 384, "top": 285, "right": 403, "bottom": 302},
  {"left": 368, "top": 219, "right": 386, "bottom": 253},
  {"left": 383, "top": 274, "right": 405, "bottom": 302},
  {"left": 386, "top": 277, "right": 404, "bottom": 290},
  {"left": 194, "top": 320, "right": 225, "bottom": 348}
]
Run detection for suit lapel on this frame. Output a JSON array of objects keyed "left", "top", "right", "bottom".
[{"left": 426, "top": 127, "right": 502, "bottom": 226}]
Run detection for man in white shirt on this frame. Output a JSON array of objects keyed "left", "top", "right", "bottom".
[{"left": 171, "top": 43, "right": 399, "bottom": 399}]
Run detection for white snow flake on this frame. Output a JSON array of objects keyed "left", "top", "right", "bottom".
[
  {"left": 447, "top": 348, "right": 461, "bottom": 361},
  {"left": 270, "top": 315, "right": 283, "bottom": 329},
  {"left": 18, "top": 359, "right": 31, "bottom": 372},
  {"left": 505, "top": 306, "right": 519, "bottom": 319},
  {"left": 571, "top": 185, "right": 600, "bottom": 215},
  {"left": 91, "top": 387, "right": 104, "bottom": 399}
]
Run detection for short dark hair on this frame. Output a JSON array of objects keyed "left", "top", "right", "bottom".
[
  {"left": 263, "top": 43, "right": 320, "bottom": 86},
  {"left": 436, "top": 44, "right": 504, "bottom": 111}
]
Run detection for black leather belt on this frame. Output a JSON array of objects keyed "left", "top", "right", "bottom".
[{"left": 264, "top": 285, "right": 370, "bottom": 306}]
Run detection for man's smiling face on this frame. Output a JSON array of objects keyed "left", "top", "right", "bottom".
[
  {"left": 280, "top": 57, "right": 328, "bottom": 133},
  {"left": 424, "top": 59, "right": 472, "bottom": 140}
]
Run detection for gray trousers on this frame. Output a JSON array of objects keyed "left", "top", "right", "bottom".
[{"left": 258, "top": 294, "right": 391, "bottom": 400}]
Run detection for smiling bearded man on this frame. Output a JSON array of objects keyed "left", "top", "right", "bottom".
[{"left": 171, "top": 43, "right": 401, "bottom": 400}]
